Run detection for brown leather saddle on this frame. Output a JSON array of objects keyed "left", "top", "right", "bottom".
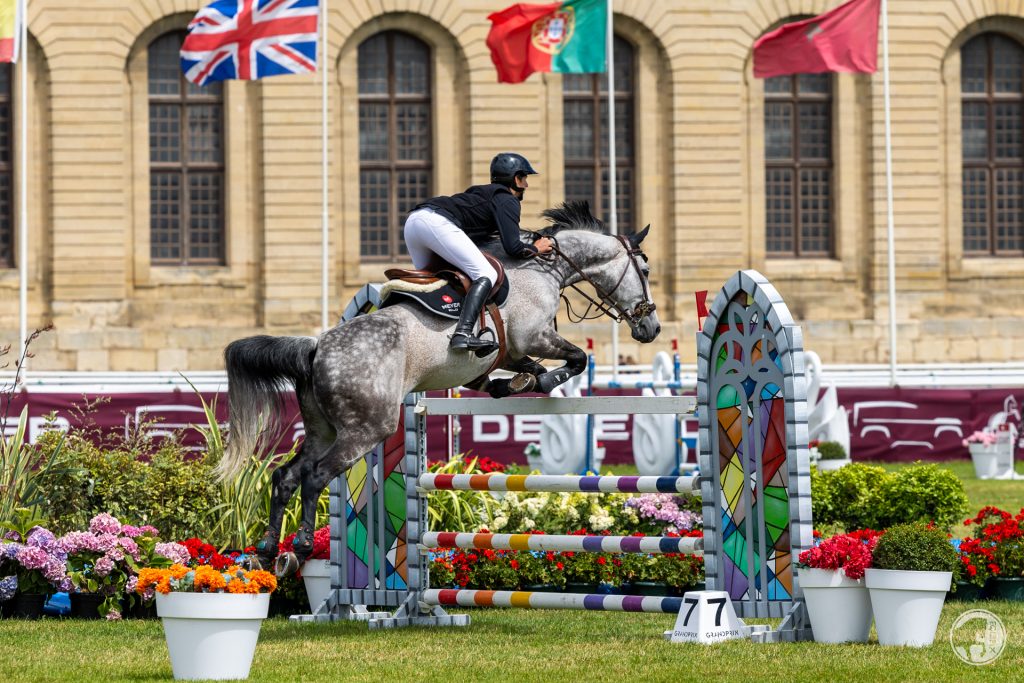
[{"left": 383, "top": 253, "right": 508, "bottom": 385}]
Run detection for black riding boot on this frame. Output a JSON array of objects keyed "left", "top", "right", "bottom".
[{"left": 450, "top": 277, "right": 499, "bottom": 355}]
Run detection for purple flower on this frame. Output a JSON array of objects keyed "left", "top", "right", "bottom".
[
  {"left": 105, "top": 608, "right": 122, "bottom": 621},
  {"left": 94, "top": 533, "right": 118, "bottom": 553},
  {"left": 26, "top": 527, "right": 58, "bottom": 551},
  {"left": 57, "top": 576, "right": 73, "bottom": 592},
  {"left": 2, "top": 531, "right": 20, "bottom": 542},
  {"left": 42, "top": 558, "right": 67, "bottom": 585},
  {"left": 94, "top": 557, "right": 115, "bottom": 578},
  {"left": 89, "top": 513, "right": 122, "bottom": 536},
  {"left": 0, "top": 575, "right": 16, "bottom": 601},
  {"left": 1, "top": 542, "right": 22, "bottom": 561},
  {"left": 125, "top": 575, "right": 138, "bottom": 593}
]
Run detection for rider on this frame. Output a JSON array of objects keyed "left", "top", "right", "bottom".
[{"left": 403, "top": 152, "right": 554, "bottom": 353}]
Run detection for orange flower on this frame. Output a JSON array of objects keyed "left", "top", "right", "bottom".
[
  {"left": 247, "top": 570, "right": 277, "bottom": 593},
  {"left": 226, "top": 578, "right": 248, "bottom": 594},
  {"left": 193, "top": 565, "right": 227, "bottom": 592}
]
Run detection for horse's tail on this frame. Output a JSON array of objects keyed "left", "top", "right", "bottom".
[{"left": 220, "top": 335, "right": 317, "bottom": 481}]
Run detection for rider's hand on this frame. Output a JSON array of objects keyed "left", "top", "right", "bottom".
[{"left": 534, "top": 237, "right": 553, "bottom": 254}]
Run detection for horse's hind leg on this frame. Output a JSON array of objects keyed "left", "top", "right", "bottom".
[
  {"left": 254, "top": 454, "right": 302, "bottom": 569},
  {"left": 257, "top": 384, "right": 335, "bottom": 570}
]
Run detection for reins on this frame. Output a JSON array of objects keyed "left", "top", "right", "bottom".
[{"left": 539, "top": 234, "right": 656, "bottom": 327}]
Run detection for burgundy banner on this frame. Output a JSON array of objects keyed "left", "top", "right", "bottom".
[{"left": 2, "top": 386, "right": 1021, "bottom": 465}]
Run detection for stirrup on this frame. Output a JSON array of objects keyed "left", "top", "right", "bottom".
[{"left": 450, "top": 332, "right": 498, "bottom": 356}]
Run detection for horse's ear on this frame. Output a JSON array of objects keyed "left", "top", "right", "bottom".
[{"left": 628, "top": 224, "right": 650, "bottom": 248}]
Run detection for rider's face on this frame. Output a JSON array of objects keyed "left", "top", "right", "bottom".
[{"left": 513, "top": 174, "right": 529, "bottom": 199}]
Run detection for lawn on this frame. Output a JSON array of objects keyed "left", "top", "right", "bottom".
[
  {"left": 2, "top": 457, "right": 1020, "bottom": 682},
  {"left": 0, "top": 601, "right": 1020, "bottom": 682}
]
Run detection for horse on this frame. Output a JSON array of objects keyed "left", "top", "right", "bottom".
[{"left": 221, "top": 201, "right": 661, "bottom": 573}]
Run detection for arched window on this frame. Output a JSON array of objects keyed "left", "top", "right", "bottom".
[
  {"left": 962, "top": 33, "right": 1024, "bottom": 256},
  {"left": 0, "top": 64, "right": 12, "bottom": 268},
  {"left": 148, "top": 31, "right": 225, "bottom": 265},
  {"left": 764, "top": 73, "right": 833, "bottom": 257},
  {"left": 358, "top": 31, "right": 432, "bottom": 261},
  {"left": 563, "top": 35, "right": 634, "bottom": 233}
]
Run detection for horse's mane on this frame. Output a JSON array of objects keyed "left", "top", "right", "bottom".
[{"left": 537, "top": 200, "right": 605, "bottom": 236}]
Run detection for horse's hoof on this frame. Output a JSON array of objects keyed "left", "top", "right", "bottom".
[
  {"left": 275, "top": 552, "right": 300, "bottom": 578},
  {"left": 509, "top": 373, "right": 536, "bottom": 394}
]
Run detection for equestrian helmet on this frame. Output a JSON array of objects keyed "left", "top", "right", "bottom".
[{"left": 490, "top": 152, "right": 538, "bottom": 186}]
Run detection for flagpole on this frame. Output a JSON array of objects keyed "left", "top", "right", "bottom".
[
  {"left": 881, "top": 0, "right": 897, "bottom": 386},
  {"left": 606, "top": 0, "right": 618, "bottom": 382},
  {"left": 320, "top": 0, "right": 329, "bottom": 332},
  {"left": 18, "top": 0, "right": 27, "bottom": 369}
]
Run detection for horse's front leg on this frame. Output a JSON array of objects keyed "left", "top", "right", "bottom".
[
  {"left": 522, "top": 327, "right": 588, "bottom": 394},
  {"left": 485, "top": 356, "right": 548, "bottom": 398}
]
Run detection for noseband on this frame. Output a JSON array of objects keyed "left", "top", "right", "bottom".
[{"left": 544, "top": 235, "right": 657, "bottom": 327}]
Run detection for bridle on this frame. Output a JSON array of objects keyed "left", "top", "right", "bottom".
[{"left": 542, "top": 234, "right": 657, "bottom": 327}]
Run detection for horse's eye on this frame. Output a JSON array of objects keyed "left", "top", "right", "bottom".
[{"left": 640, "top": 253, "right": 649, "bottom": 263}]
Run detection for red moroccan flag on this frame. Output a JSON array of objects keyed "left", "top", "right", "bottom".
[{"left": 753, "top": 0, "right": 881, "bottom": 79}]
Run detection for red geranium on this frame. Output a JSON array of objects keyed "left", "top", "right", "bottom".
[
  {"left": 279, "top": 525, "right": 331, "bottom": 560},
  {"left": 797, "top": 531, "right": 877, "bottom": 580}
]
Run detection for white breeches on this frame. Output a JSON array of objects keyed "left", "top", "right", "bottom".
[{"left": 403, "top": 208, "right": 497, "bottom": 286}]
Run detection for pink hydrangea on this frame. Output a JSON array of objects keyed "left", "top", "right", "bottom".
[
  {"left": 89, "top": 513, "right": 122, "bottom": 536},
  {"left": 59, "top": 531, "right": 100, "bottom": 554},
  {"left": 94, "top": 533, "right": 118, "bottom": 553},
  {"left": 118, "top": 537, "right": 140, "bottom": 561},
  {"left": 155, "top": 542, "right": 192, "bottom": 566},
  {"left": 93, "top": 556, "right": 115, "bottom": 578},
  {"left": 15, "top": 545, "right": 50, "bottom": 571}
]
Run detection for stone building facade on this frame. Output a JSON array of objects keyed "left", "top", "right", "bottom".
[{"left": 1, "top": 0, "right": 1023, "bottom": 371}]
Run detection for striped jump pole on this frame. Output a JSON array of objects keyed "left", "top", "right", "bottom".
[
  {"left": 423, "top": 589, "right": 684, "bottom": 614},
  {"left": 418, "top": 473, "right": 699, "bottom": 495},
  {"left": 420, "top": 532, "right": 703, "bottom": 555}
]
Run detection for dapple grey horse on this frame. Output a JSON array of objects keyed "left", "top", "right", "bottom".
[{"left": 221, "top": 201, "right": 660, "bottom": 572}]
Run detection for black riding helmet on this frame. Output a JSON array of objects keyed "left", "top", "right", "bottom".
[{"left": 490, "top": 152, "right": 539, "bottom": 187}]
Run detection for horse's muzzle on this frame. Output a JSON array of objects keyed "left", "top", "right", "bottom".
[{"left": 632, "top": 315, "right": 661, "bottom": 343}]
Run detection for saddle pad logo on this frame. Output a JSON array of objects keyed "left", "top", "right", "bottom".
[
  {"left": 531, "top": 9, "right": 574, "bottom": 55},
  {"left": 441, "top": 295, "right": 453, "bottom": 303}
]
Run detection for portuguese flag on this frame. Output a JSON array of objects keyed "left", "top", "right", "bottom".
[{"left": 486, "top": 0, "right": 607, "bottom": 84}]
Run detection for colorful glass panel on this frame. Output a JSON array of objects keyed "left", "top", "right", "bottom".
[{"left": 710, "top": 290, "right": 792, "bottom": 603}]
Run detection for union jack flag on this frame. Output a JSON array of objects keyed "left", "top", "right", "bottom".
[{"left": 181, "top": 0, "right": 319, "bottom": 86}]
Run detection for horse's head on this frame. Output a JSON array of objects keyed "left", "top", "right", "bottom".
[{"left": 540, "top": 202, "right": 661, "bottom": 344}]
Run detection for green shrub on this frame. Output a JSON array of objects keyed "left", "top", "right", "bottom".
[
  {"left": 872, "top": 522, "right": 959, "bottom": 576},
  {"left": 873, "top": 463, "right": 969, "bottom": 531},
  {"left": 810, "top": 462, "right": 969, "bottom": 532},
  {"left": 816, "top": 441, "right": 847, "bottom": 460},
  {"left": 810, "top": 463, "right": 887, "bottom": 530}
]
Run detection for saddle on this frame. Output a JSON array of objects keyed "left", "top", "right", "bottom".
[{"left": 381, "top": 254, "right": 509, "bottom": 385}]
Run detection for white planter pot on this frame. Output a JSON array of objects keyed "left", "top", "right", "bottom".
[
  {"left": 865, "top": 568, "right": 951, "bottom": 647},
  {"left": 156, "top": 592, "right": 270, "bottom": 680},
  {"left": 817, "top": 458, "right": 851, "bottom": 472},
  {"left": 968, "top": 443, "right": 1000, "bottom": 479},
  {"left": 799, "top": 567, "right": 872, "bottom": 643},
  {"left": 301, "top": 559, "right": 332, "bottom": 612}
]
